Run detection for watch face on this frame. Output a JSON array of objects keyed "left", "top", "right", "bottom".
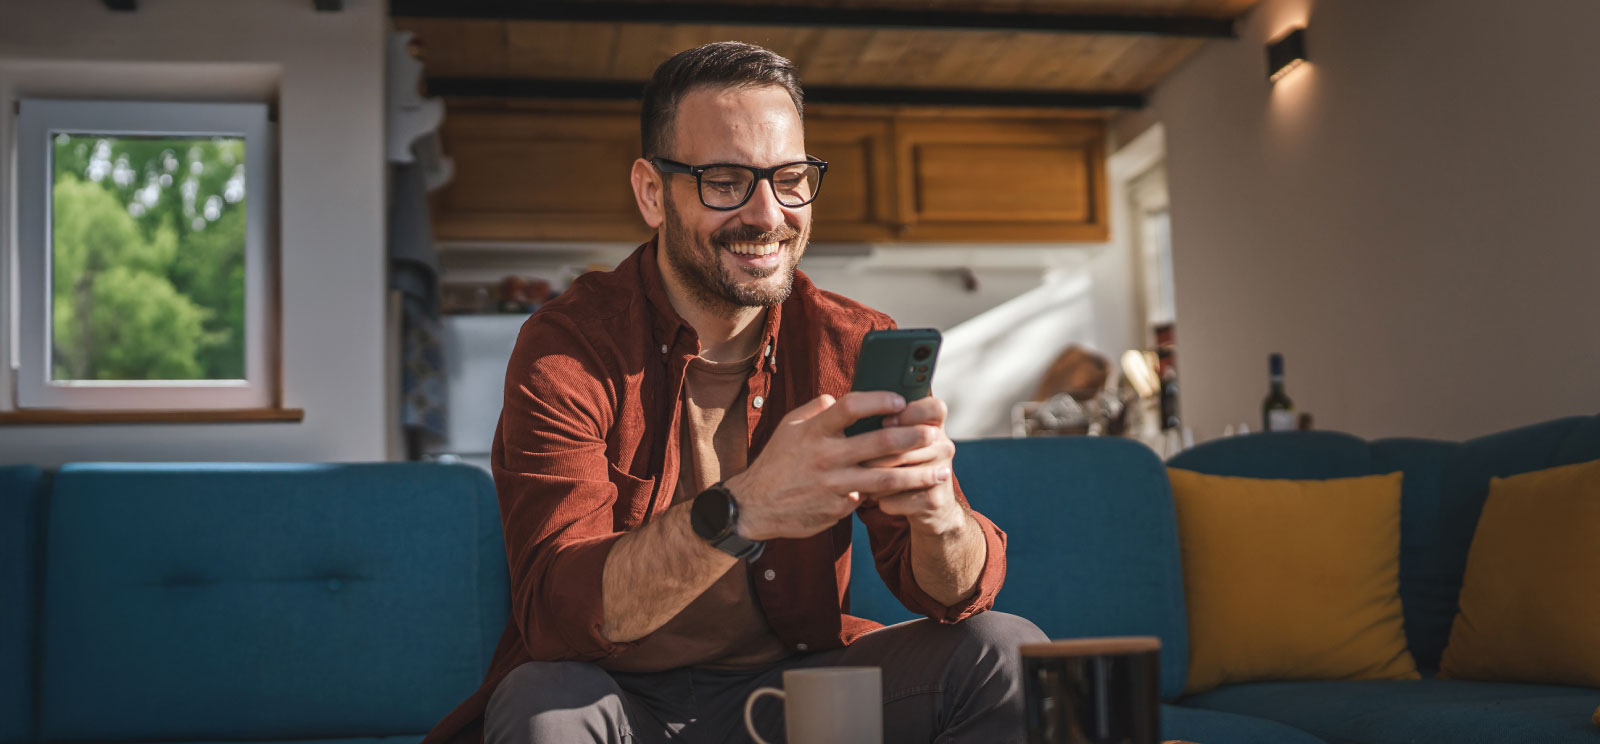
[{"left": 691, "top": 486, "right": 733, "bottom": 540}]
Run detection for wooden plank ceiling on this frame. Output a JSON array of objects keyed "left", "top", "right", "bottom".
[{"left": 395, "top": 0, "right": 1263, "bottom": 103}]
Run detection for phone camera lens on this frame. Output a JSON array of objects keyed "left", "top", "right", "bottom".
[{"left": 912, "top": 346, "right": 932, "bottom": 362}]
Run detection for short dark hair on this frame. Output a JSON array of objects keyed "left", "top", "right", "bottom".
[{"left": 640, "top": 41, "right": 804, "bottom": 159}]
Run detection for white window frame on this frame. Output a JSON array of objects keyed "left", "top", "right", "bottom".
[{"left": 14, "top": 99, "right": 275, "bottom": 410}]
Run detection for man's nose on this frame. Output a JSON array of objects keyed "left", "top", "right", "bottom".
[{"left": 737, "top": 177, "right": 789, "bottom": 233}]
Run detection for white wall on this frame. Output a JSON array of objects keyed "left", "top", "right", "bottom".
[
  {"left": 0, "top": 0, "right": 388, "bottom": 467},
  {"left": 1152, "top": 0, "right": 1600, "bottom": 441}
]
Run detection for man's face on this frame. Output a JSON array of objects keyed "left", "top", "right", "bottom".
[{"left": 658, "top": 84, "right": 812, "bottom": 313}]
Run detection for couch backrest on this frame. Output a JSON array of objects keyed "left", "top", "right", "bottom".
[
  {"left": 1168, "top": 413, "right": 1600, "bottom": 672},
  {"left": 850, "top": 436, "right": 1190, "bottom": 700},
  {"left": 0, "top": 466, "right": 47, "bottom": 744},
  {"left": 37, "top": 462, "right": 508, "bottom": 742}
]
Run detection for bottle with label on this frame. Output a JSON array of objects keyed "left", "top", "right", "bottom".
[{"left": 1262, "top": 353, "right": 1295, "bottom": 432}]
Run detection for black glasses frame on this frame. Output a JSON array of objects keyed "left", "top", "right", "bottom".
[{"left": 651, "top": 157, "right": 829, "bottom": 211}]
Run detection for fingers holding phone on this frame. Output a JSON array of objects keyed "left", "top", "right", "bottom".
[{"left": 864, "top": 396, "right": 952, "bottom": 468}]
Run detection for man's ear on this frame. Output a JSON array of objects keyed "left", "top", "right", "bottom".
[{"left": 631, "top": 158, "right": 665, "bottom": 229}]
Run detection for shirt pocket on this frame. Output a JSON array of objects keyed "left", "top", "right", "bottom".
[{"left": 607, "top": 461, "right": 658, "bottom": 530}]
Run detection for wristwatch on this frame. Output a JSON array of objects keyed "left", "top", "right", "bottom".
[{"left": 690, "top": 481, "right": 765, "bottom": 561}]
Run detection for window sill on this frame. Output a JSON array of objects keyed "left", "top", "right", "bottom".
[{"left": 0, "top": 407, "right": 304, "bottom": 425}]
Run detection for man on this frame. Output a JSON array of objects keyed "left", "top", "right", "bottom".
[{"left": 422, "top": 42, "right": 1046, "bottom": 744}]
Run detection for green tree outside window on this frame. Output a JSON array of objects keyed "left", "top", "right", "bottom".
[{"left": 50, "top": 134, "right": 247, "bottom": 381}]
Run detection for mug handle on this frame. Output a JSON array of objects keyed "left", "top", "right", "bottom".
[{"left": 743, "top": 686, "right": 786, "bottom": 744}]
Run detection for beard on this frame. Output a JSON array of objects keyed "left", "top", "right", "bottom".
[{"left": 661, "top": 187, "right": 808, "bottom": 313}]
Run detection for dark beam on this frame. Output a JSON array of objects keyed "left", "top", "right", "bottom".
[
  {"left": 314, "top": 0, "right": 343, "bottom": 11},
  {"left": 426, "top": 77, "right": 1145, "bottom": 110},
  {"left": 102, "top": 0, "right": 136, "bottom": 10},
  {"left": 391, "top": 1, "right": 1235, "bottom": 39}
]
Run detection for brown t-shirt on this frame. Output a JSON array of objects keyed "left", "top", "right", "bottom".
[{"left": 597, "top": 350, "right": 789, "bottom": 673}]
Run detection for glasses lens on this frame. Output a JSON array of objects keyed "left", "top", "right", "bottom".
[
  {"left": 773, "top": 163, "right": 821, "bottom": 207},
  {"left": 698, "top": 166, "right": 755, "bottom": 209}
]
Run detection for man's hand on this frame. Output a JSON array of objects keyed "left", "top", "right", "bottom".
[
  {"left": 868, "top": 395, "right": 986, "bottom": 607},
  {"left": 867, "top": 396, "right": 968, "bottom": 536},
  {"left": 725, "top": 391, "right": 952, "bottom": 542}
]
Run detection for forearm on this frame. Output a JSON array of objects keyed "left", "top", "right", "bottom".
[
  {"left": 908, "top": 508, "right": 986, "bottom": 607},
  {"left": 600, "top": 501, "right": 736, "bottom": 643}
]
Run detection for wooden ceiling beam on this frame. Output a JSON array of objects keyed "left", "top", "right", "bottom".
[
  {"left": 425, "top": 77, "right": 1145, "bottom": 109},
  {"left": 389, "top": 1, "right": 1236, "bottom": 39}
]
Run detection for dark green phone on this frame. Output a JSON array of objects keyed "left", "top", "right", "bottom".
[{"left": 844, "top": 328, "right": 942, "bottom": 437}]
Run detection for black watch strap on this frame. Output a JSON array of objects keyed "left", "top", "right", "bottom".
[{"left": 690, "top": 482, "right": 765, "bottom": 561}]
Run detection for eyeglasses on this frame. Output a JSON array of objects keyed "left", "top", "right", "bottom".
[{"left": 651, "top": 157, "right": 828, "bottom": 211}]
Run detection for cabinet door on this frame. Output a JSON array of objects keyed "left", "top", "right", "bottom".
[
  {"left": 893, "top": 118, "right": 1107, "bottom": 242},
  {"left": 803, "top": 115, "right": 896, "bottom": 242},
  {"left": 433, "top": 109, "right": 651, "bottom": 243}
]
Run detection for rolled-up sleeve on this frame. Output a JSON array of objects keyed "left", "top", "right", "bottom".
[
  {"left": 492, "top": 313, "right": 639, "bottom": 661},
  {"left": 857, "top": 477, "right": 1008, "bottom": 623}
]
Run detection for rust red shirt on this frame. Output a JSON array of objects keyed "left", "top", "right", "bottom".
[{"left": 421, "top": 238, "right": 1008, "bottom": 744}]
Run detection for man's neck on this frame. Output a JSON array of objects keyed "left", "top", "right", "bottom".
[{"left": 657, "top": 246, "right": 768, "bottom": 363}]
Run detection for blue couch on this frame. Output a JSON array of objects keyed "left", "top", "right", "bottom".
[
  {"left": 3, "top": 414, "right": 1598, "bottom": 743},
  {"left": 851, "top": 413, "right": 1600, "bottom": 743},
  {"left": 1, "top": 462, "right": 508, "bottom": 744}
]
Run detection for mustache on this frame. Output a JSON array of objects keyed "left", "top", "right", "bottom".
[{"left": 713, "top": 224, "right": 799, "bottom": 244}]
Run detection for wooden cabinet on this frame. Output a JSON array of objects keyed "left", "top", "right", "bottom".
[
  {"left": 891, "top": 118, "right": 1107, "bottom": 242},
  {"left": 802, "top": 115, "right": 897, "bottom": 243},
  {"left": 432, "top": 105, "right": 1106, "bottom": 245},
  {"left": 433, "top": 107, "right": 651, "bottom": 243}
]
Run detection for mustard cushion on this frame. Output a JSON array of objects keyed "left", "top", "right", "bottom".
[
  {"left": 1439, "top": 457, "right": 1600, "bottom": 687},
  {"left": 1168, "top": 468, "right": 1419, "bottom": 694}
]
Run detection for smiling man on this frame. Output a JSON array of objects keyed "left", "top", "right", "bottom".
[{"left": 421, "top": 42, "right": 1045, "bottom": 744}]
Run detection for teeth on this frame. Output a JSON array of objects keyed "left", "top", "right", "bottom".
[{"left": 727, "top": 241, "right": 780, "bottom": 257}]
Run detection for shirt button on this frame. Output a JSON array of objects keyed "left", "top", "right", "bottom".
[
  {"left": 660, "top": 344, "right": 668, "bottom": 354},
  {"left": 752, "top": 395, "right": 765, "bottom": 409},
  {"left": 763, "top": 569, "right": 776, "bottom": 581},
  {"left": 796, "top": 643, "right": 809, "bottom": 651},
  {"left": 764, "top": 343, "right": 772, "bottom": 358}
]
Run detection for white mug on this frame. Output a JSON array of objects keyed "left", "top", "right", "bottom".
[{"left": 743, "top": 666, "right": 882, "bottom": 744}]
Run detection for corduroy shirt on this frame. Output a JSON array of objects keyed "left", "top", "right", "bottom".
[{"left": 421, "top": 237, "right": 1008, "bottom": 744}]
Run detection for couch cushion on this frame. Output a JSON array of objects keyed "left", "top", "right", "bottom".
[
  {"left": 1167, "top": 469, "right": 1416, "bottom": 694},
  {"left": 38, "top": 463, "right": 508, "bottom": 741},
  {"left": 851, "top": 437, "right": 1190, "bottom": 700},
  {"left": 1183, "top": 679, "right": 1600, "bottom": 744},
  {"left": 0, "top": 465, "right": 47, "bottom": 744},
  {"left": 1439, "top": 456, "right": 1600, "bottom": 688},
  {"left": 1162, "top": 703, "right": 1328, "bottom": 744}
]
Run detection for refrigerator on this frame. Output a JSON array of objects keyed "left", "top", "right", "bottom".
[{"left": 424, "top": 314, "right": 529, "bottom": 473}]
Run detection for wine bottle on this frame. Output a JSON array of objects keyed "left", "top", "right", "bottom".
[{"left": 1262, "top": 353, "right": 1295, "bottom": 432}]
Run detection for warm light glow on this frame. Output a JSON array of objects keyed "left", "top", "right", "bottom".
[{"left": 1269, "top": 58, "right": 1306, "bottom": 83}]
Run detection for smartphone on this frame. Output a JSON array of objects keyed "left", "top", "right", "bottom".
[{"left": 843, "top": 328, "right": 942, "bottom": 437}]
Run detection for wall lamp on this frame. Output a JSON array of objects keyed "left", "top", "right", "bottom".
[{"left": 1266, "top": 27, "right": 1308, "bottom": 83}]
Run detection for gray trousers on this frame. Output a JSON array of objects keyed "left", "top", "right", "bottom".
[{"left": 485, "top": 612, "right": 1047, "bottom": 744}]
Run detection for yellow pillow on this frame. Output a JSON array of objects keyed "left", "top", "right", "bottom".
[
  {"left": 1168, "top": 468, "right": 1420, "bottom": 694},
  {"left": 1438, "top": 457, "right": 1600, "bottom": 687}
]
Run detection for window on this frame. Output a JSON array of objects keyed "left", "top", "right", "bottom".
[{"left": 13, "top": 99, "right": 275, "bottom": 410}]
